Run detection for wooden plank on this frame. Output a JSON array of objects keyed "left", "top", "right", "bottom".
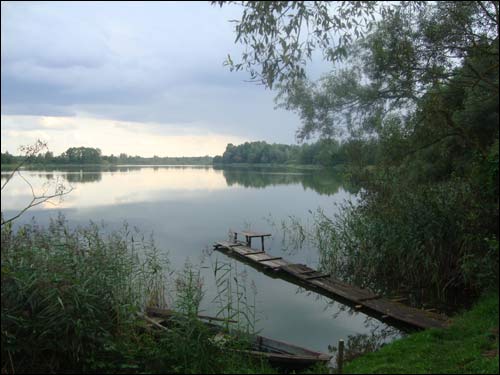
[
  {"left": 256, "top": 335, "right": 331, "bottom": 358},
  {"left": 247, "top": 253, "right": 276, "bottom": 262},
  {"left": 137, "top": 312, "right": 170, "bottom": 332},
  {"left": 215, "top": 241, "right": 244, "bottom": 248},
  {"left": 390, "top": 297, "right": 408, "bottom": 303},
  {"left": 265, "top": 258, "right": 290, "bottom": 269},
  {"left": 281, "top": 263, "right": 315, "bottom": 275},
  {"left": 216, "top": 243, "right": 289, "bottom": 270},
  {"left": 146, "top": 307, "right": 237, "bottom": 323},
  {"left": 238, "top": 231, "right": 272, "bottom": 238},
  {"left": 309, "top": 278, "right": 376, "bottom": 302},
  {"left": 244, "top": 250, "right": 266, "bottom": 255},
  {"left": 259, "top": 261, "right": 282, "bottom": 269},
  {"left": 232, "top": 246, "right": 259, "bottom": 256},
  {"left": 304, "top": 273, "right": 331, "bottom": 281},
  {"left": 358, "top": 295, "right": 382, "bottom": 302},
  {"left": 360, "top": 298, "right": 448, "bottom": 329},
  {"left": 214, "top": 237, "right": 449, "bottom": 330},
  {"left": 298, "top": 270, "right": 317, "bottom": 275},
  {"left": 230, "top": 245, "right": 271, "bottom": 257},
  {"left": 257, "top": 256, "right": 282, "bottom": 262}
]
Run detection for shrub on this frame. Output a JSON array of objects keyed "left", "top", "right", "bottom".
[{"left": 314, "top": 176, "right": 499, "bottom": 306}]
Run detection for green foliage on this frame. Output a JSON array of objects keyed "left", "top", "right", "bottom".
[
  {"left": 219, "top": 166, "right": 350, "bottom": 195},
  {"left": 344, "top": 293, "right": 499, "bottom": 374},
  {"left": 217, "top": 141, "right": 298, "bottom": 164},
  {"left": 174, "top": 261, "right": 204, "bottom": 318},
  {"left": 0, "top": 151, "right": 15, "bottom": 165},
  {"left": 314, "top": 177, "right": 499, "bottom": 303},
  {"left": 212, "top": 1, "right": 378, "bottom": 88},
  {"left": 1, "top": 215, "right": 169, "bottom": 373},
  {"left": 0, "top": 218, "right": 283, "bottom": 374},
  {"left": 61, "top": 147, "right": 102, "bottom": 164},
  {"left": 1, "top": 147, "right": 214, "bottom": 166},
  {"left": 105, "top": 154, "right": 213, "bottom": 166},
  {"left": 221, "top": 1, "right": 499, "bottom": 304},
  {"left": 214, "top": 139, "right": 369, "bottom": 168},
  {"left": 211, "top": 257, "right": 258, "bottom": 335},
  {"left": 328, "top": 328, "right": 398, "bottom": 372}
]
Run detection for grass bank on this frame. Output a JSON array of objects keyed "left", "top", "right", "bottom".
[{"left": 344, "top": 293, "right": 499, "bottom": 374}]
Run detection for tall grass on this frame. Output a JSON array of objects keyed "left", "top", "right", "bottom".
[
  {"left": 0, "top": 216, "right": 282, "bottom": 374},
  {"left": 1, "top": 214, "right": 169, "bottom": 373},
  {"left": 211, "top": 257, "right": 258, "bottom": 334},
  {"left": 275, "top": 177, "right": 498, "bottom": 309},
  {"left": 317, "top": 179, "right": 498, "bottom": 308}
]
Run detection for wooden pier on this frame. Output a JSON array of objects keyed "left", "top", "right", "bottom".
[{"left": 214, "top": 232, "right": 450, "bottom": 331}]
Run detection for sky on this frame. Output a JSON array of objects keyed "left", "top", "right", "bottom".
[{"left": 1, "top": 1, "right": 328, "bottom": 157}]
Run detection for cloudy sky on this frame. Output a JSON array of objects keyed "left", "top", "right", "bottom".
[{"left": 1, "top": 1, "right": 327, "bottom": 157}]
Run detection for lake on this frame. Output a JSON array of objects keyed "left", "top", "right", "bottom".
[{"left": 0, "top": 165, "right": 397, "bottom": 353}]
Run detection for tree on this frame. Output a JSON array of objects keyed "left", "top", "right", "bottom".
[
  {"left": 1, "top": 151, "right": 15, "bottom": 165},
  {"left": 61, "top": 147, "right": 102, "bottom": 164},
  {"left": 216, "top": 1, "right": 499, "bottom": 298},
  {"left": 44, "top": 151, "right": 54, "bottom": 163},
  {"left": 213, "top": 1, "right": 379, "bottom": 89},
  {"left": 216, "top": 1, "right": 498, "bottom": 142},
  {"left": 1, "top": 141, "right": 73, "bottom": 227}
]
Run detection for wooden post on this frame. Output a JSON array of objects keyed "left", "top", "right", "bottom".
[
  {"left": 261, "top": 236, "right": 265, "bottom": 251},
  {"left": 337, "top": 339, "right": 344, "bottom": 374},
  {"left": 234, "top": 232, "right": 237, "bottom": 243}
]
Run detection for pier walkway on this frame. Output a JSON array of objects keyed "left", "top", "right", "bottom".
[{"left": 214, "top": 232, "right": 449, "bottom": 331}]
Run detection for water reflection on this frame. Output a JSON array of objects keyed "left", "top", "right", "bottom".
[
  {"left": 1, "top": 165, "right": 351, "bottom": 194},
  {"left": 0, "top": 165, "right": 393, "bottom": 354},
  {"left": 210, "top": 165, "right": 358, "bottom": 195},
  {"left": 1, "top": 166, "right": 229, "bottom": 211},
  {"left": 64, "top": 172, "right": 102, "bottom": 184},
  {"left": 220, "top": 167, "right": 350, "bottom": 195}
]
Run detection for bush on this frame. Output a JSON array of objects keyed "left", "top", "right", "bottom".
[{"left": 313, "top": 176, "right": 498, "bottom": 306}]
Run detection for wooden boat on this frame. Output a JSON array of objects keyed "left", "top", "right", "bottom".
[
  {"left": 144, "top": 307, "right": 332, "bottom": 370},
  {"left": 238, "top": 332, "right": 332, "bottom": 369}
]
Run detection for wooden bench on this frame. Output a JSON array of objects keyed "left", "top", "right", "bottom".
[{"left": 233, "top": 230, "right": 271, "bottom": 251}]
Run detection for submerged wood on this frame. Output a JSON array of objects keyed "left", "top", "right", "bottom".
[
  {"left": 214, "top": 240, "right": 450, "bottom": 331},
  {"left": 146, "top": 306, "right": 237, "bottom": 323},
  {"left": 144, "top": 306, "right": 331, "bottom": 370}
]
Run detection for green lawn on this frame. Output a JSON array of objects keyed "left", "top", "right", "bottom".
[{"left": 345, "top": 294, "right": 499, "bottom": 374}]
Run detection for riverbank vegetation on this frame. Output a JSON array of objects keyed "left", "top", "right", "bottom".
[
  {"left": 1, "top": 1, "right": 498, "bottom": 373},
  {"left": 218, "top": 166, "right": 354, "bottom": 195},
  {"left": 213, "top": 139, "right": 376, "bottom": 168},
  {"left": 217, "top": 1, "right": 499, "bottom": 372},
  {"left": 1, "top": 147, "right": 213, "bottom": 166},
  {"left": 1, "top": 138, "right": 369, "bottom": 169},
  {"left": 222, "top": 0, "right": 499, "bottom": 308},
  {"left": 344, "top": 293, "right": 499, "bottom": 374},
  {"left": 0, "top": 217, "right": 282, "bottom": 374}
]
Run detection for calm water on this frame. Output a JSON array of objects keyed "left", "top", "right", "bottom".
[{"left": 1, "top": 165, "right": 396, "bottom": 353}]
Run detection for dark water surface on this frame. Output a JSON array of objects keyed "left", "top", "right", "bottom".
[{"left": 1, "top": 166, "right": 397, "bottom": 353}]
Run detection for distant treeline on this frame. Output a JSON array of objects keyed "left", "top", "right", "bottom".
[
  {"left": 217, "top": 166, "right": 356, "bottom": 195},
  {"left": 0, "top": 146, "right": 213, "bottom": 165},
  {"left": 213, "top": 139, "right": 377, "bottom": 167},
  {"left": 2, "top": 141, "right": 378, "bottom": 168}
]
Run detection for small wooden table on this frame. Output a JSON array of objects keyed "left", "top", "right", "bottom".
[{"left": 233, "top": 230, "right": 271, "bottom": 251}]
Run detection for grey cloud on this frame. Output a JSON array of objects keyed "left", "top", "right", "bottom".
[{"left": 1, "top": 1, "right": 314, "bottom": 144}]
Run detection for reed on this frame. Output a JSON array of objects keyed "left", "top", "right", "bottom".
[{"left": 0, "top": 216, "right": 280, "bottom": 373}]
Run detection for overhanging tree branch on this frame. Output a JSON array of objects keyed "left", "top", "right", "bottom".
[{"left": 1, "top": 140, "right": 74, "bottom": 227}]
